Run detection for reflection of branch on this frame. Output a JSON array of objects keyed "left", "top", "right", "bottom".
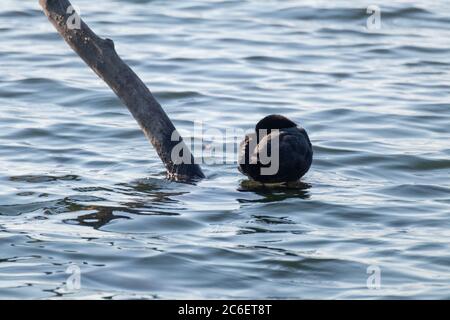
[{"left": 39, "top": 0, "right": 204, "bottom": 180}]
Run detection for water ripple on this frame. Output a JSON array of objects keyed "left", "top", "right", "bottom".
[{"left": 0, "top": 0, "right": 449, "bottom": 299}]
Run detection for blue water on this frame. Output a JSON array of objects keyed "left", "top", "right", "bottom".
[{"left": 0, "top": 0, "right": 449, "bottom": 299}]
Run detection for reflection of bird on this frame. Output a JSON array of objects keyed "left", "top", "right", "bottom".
[{"left": 238, "top": 115, "right": 313, "bottom": 183}]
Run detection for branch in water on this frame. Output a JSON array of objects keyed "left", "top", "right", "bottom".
[{"left": 39, "top": 0, "right": 204, "bottom": 180}]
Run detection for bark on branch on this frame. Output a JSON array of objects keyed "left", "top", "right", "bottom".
[{"left": 39, "top": 0, "right": 204, "bottom": 180}]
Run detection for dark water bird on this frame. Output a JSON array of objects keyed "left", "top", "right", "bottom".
[{"left": 238, "top": 115, "right": 313, "bottom": 183}]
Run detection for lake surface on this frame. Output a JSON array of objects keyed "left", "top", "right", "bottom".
[{"left": 0, "top": 0, "right": 449, "bottom": 299}]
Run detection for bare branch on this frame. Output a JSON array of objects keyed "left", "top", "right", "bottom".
[{"left": 39, "top": 0, "right": 204, "bottom": 180}]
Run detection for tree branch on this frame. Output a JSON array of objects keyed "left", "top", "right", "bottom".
[{"left": 39, "top": 0, "right": 204, "bottom": 180}]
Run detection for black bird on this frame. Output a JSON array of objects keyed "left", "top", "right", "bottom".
[{"left": 238, "top": 115, "right": 313, "bottom": 183}]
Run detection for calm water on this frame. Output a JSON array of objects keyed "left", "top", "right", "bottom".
[{"left": 1, "top": 0, "right": 449, "bottom": 299}]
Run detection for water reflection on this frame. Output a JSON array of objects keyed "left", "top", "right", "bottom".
[
  {"left": 238, "top": 180, "right": 311, "bottom": 203},
  {"left": 63, "top": 178, "right": 192, "bottom": 229},
  {"left": 64, "top": 207, "right": 130, "bottom": 229}
]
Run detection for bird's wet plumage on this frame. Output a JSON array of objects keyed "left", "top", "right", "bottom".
[{"left": 239, "top": 115, "right": 313, "bottom": 183}]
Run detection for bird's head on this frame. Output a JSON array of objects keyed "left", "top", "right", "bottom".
[{"left": 255, "top": 114, "right": 297, "bottom": 142}]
